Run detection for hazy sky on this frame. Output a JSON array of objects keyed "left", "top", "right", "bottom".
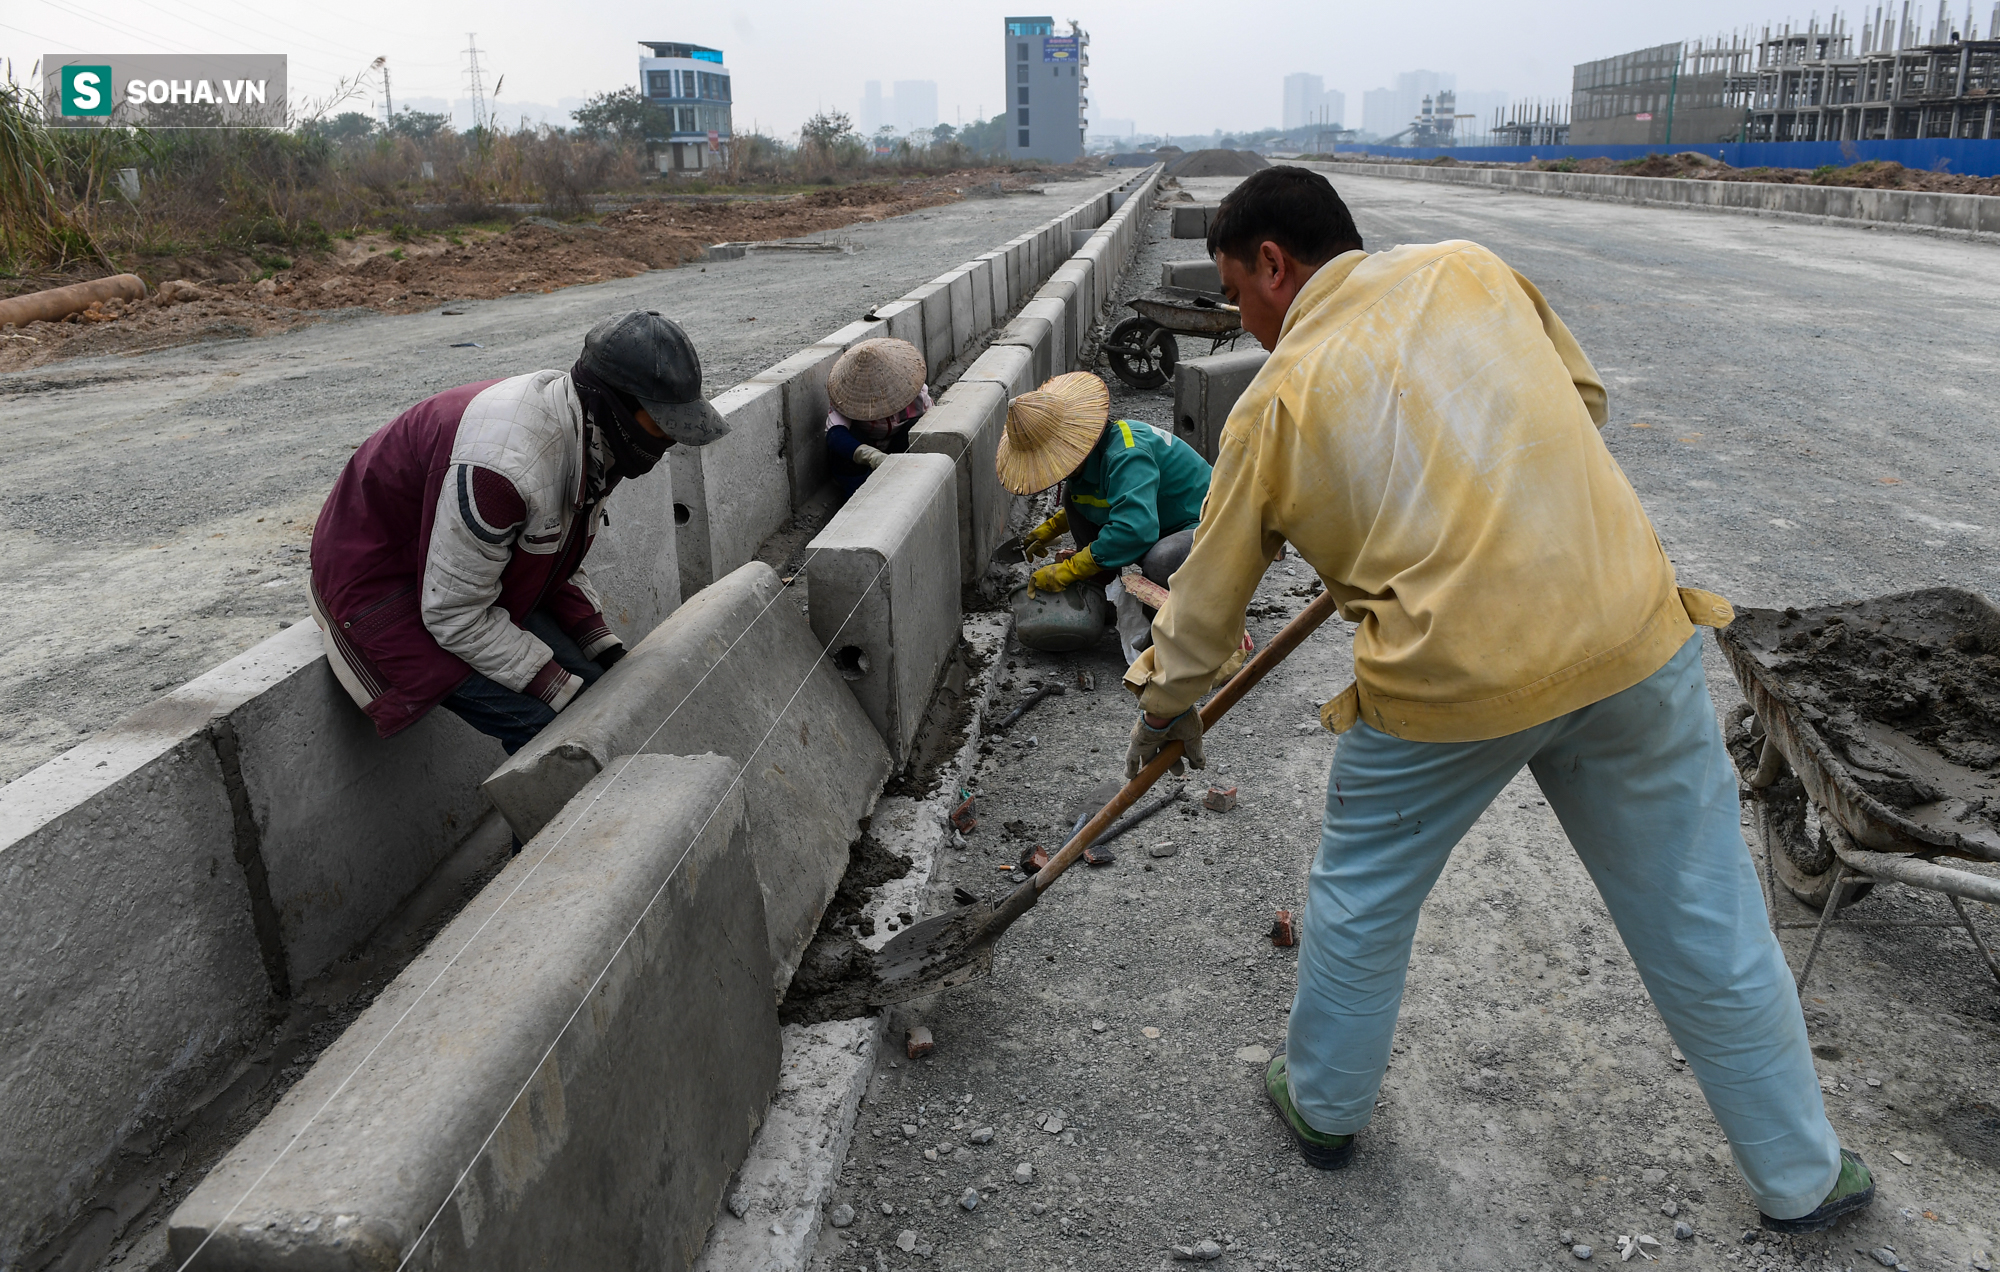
[{"left": 7, "top": 0, "right": 1851, "bottom": 135}]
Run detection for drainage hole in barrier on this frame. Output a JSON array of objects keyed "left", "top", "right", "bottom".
[
  {"left": 833, "top": 646, "right": 870, "bottom": 681},
  {"left": 673, "top": 503, "right": 692, "bottom": 525}
]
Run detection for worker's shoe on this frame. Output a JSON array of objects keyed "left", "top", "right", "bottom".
[
  {"left": 1263, "top": 1054, "right": 1354, "bottom": 1170},
  {"left": 1759, "top": 1149, "right": 1875, "bottom": 1233}
]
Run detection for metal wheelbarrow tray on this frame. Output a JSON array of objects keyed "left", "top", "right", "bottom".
[
  {"left": 1125, "top": 285, "right": 1244, "bottom": 336},
  {"left": 1720, "top": 587, "right": 2000, "bottom": 987}
]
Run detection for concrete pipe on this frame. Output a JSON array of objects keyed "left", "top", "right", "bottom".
[{"left": 0, "top": 274, "right": 148, "bottom": 327}]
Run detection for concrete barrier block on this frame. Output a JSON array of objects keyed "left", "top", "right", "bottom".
[
  {"left": 908, "top": 379, "right": 1011, "bottom": 582},
  {"left": 1047, "top": 262, "right": 1092, "bottom": 356},
  {"left": 971, "top": 252, "right": 1001, "bottom": 329},
  {"left": 1172, "top": 348, "right": 1269, "bottom": 462},
  {"left": 484, "top": 561, "right": 888, "bottom": 992},
  {"left": 1162, "top": 259, "right": 1222, "bottom": 292},
  {"left": 1108, "top": 189, "right": 1130, "bottom": 213},
  {"left": 1008, "top": 296, "right": 1068, "bottom": 378},
  {"left": 672, "top": 381, "right": 789, "bottom": 595},
  {"left": 0, "top": 701, "right": 270, "bottom": 1261},
  {"left": 1071, "top": 227, "right": 1093, "bottom": 254},
  {"left": 958, "top": 342, "right": 1036, "bottom": 400},
  {"left": 900, "top": 280, "right": 954, "bottom": 376},
  {"left": 589, "top": 471, "right": 683, "bottom": 643},
  {"left": 749, "top": 344, "right": 841, "bottom": 508},
  {"left": 1071, "top": 238, "right": 1110, "bottom": 313},
  {"left": 171, "top": 754, "right": 778, "bottom": 1272},
  {"left": 870, "top": 298, "right": 922, "bottom": 351},
  {"left": 805, "top": 454, "right": 961, "bottom": 764},
  {"left": 1002, "top": 240, "right": 1026, "bottom": 310},
  {"left": 942, "top": 268, "right": 977, "bottom": 358},
  {"left": 819, "top": 317, "right": 889, "bottom": 349}
]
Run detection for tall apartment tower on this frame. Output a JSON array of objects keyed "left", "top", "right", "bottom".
[{"left": 1004, "top": 16, "right": 1087, "bottom": 162}]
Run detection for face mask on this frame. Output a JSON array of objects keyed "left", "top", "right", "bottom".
[{"left": 572, "top": 362, "right": 669, "bottom": 477}]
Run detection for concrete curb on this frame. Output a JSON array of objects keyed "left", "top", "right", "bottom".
[
  {"left": 483, "top": 561, "right": 891, "bottom": 997},
  {"left": 1311, "top": 158, "right": 2000, "bottom": 241},
  {"left": 170, "top": 754, "right": 777, "bottom": 1271},
  {"left": 690, "top": 614, "right": 1010, "bottom": 1272}
]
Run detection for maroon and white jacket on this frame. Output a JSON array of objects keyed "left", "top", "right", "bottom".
[{"left": 309, "top": 371, "right": 621, "bottom": 738}]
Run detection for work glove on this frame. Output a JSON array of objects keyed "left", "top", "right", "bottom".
[
  {"left": 852, "top": 443, "right": 890, "bottom": 471},
  {"left": 1127, "top": 708, "right": 1206, "bottom": 779},
  {"left": 1023, "top": 509, "right": 1070, "bottom": 560},
  {"left": 1030, "top": 544, "right": 1100, "bottom": 594}
]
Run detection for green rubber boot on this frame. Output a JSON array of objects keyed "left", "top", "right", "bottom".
[
  {"left": 1760, "top": 1149, "right": 1876, "bottom": 1233},
  {"left": 1264, "top": 1054, "right": 1355, "bottom": 1170}
]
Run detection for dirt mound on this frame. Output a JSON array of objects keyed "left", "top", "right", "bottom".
[
  {"left": 1165, "top": 149, "right": 1270, "bottom": 178},
  {"left": 0, "top": 172, "right": 1045, "bottom": 372}
]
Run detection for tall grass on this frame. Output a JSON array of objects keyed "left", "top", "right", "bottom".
[{"left": 1, "top": 87, "right": 1025, "bottom": 278}]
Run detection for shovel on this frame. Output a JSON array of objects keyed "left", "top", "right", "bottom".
[{"left": 868, "top": 587, "right": 1343, "bottom": 1005}]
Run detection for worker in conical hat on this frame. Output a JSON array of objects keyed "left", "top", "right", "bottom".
[
  {"left": 825, "top": 337, "right": 931, "bottom": 497},
  {"left": 999, "top": 371, "right": 1213, "bottom": 602}
]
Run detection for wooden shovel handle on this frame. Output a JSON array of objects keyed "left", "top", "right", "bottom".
[{"left": 1031, "top": 588, "right": 1344, "bottom": 891}]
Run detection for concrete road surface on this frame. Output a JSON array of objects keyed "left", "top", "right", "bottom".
[
  {"left": 0, "top": 173, "right": 1118, "bottom": 785},
  {"left": 810, "top": 175, "right": 2000, "bottom": 1272}
]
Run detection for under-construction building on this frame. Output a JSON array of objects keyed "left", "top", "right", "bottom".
[
  {"left": 1571, "top": 39, "right": 1751, "bottom": 144},
  {"left": 1729, "top": 4, "right": 2000, "bottom": 141},
  {"left": 1491, "top": 100, "right": 1571, "bottom": 145}
]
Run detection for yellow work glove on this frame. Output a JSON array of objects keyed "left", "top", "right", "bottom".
[
  {"left": 1126, "top": 708, "right": 1206, "bottom": 779},
  {"left": 1023, "top": 509, "right": 1070, "bottom": 560},
  {"left": 1030, "top": 544, "right": 1100, "bottom": 593}
]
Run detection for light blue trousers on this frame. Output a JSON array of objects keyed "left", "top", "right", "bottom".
[{"left": 1284, "top": 635, "right": 1841, "bottom": 1220}]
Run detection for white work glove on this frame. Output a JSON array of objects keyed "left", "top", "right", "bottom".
[
  {"left": 853, "top": 443, "right": 890, "bottom": 471},
  {"left": 1126, "top": 708, "right": 1206, "bottom": 779}
]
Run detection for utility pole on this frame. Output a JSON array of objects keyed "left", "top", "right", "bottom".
[
  {"left": 372, "top": 56, "right": 391, "bottom": 127},
  {"left": 464, "top": 33, "right": 488, "bottom": 134}
]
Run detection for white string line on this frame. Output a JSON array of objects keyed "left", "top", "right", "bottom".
[
  {"left": 172, "top": 553, "right": 830, "bottom": 1272},
  {"left": 391, "top": 553, "right": 891, "bottom": 1270}
]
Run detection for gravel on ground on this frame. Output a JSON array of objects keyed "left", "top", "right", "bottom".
[{"left": 805, "top": 173, "right": 2000, "bottom": 1272}]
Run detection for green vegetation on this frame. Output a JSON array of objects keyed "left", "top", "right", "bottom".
[{"left": 1, "top": 73, "right": 1032, "bottom": 279}]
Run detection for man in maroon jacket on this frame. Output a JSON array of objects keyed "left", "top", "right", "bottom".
[{"left": 310, "top": 311, "right": 727, "bottom": 753}]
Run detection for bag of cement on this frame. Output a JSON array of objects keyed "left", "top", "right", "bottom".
[{"left": 1011, "top": 583, "right": 1107, "bottom": 652}]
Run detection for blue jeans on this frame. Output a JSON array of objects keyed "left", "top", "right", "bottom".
[
  {"left": 440, "top": 610, "right": 605, "bottom": 755},
  {"left": 1285, "top": 634, "right": 1841, "bottom": 1220}
]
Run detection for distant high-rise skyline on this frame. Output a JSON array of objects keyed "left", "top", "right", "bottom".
[
  {"left": 1282, "top": 72, "right": 1344, "bottom": 130},
  {"left": 858, "top": 79, "right": 938, "bottom": 135}
]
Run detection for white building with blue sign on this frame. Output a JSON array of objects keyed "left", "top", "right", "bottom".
[
  {"left": 1003, "top": 17, "right": 1087, "bottom": 162},
  {"left": 639, "top": 41, "right": 732, "bottom": 172}
]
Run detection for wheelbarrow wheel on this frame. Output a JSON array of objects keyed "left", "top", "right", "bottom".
[
  {"left": 1106, "top": 317, "right": 1176, "bottom": 389},
  {"left": 1752, "top": 775, "right": 1876, "bottom": 911},
  {"left": 1729, "top": 707, "right": 1873, "bottom": 911}
]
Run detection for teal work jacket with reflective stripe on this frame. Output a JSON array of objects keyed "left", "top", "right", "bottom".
[{"left": 1068, "top": 419, "right": 1213, "bottom": 570}]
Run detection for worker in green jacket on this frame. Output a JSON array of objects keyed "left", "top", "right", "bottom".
[{"left": 998, "top": 372, "right": 1213, "bottom": 596}]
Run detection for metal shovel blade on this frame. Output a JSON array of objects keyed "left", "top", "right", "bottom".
[{"left": 867, "top": 882, "right": 1038, "bottom": 1006}]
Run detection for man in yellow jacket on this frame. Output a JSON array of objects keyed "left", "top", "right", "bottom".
[{"left": 1122, "top": 167, "right": 1872, "bottom": 1233}]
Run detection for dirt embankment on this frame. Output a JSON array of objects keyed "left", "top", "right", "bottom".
[{"left": 0, "top": 172, "right": 1050, "bottom": 372}]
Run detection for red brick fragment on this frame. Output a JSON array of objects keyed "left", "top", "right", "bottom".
[
  {"left": 950, "top": 796, "right": 977, "bottom": 834},
  {"left": 906, "top": 1026, "right": 935, "bottom": 1058},
  {"left": 1269, "top": 909, "right": 1297, "bottom": 947},
  {"left": 1204, "top": 785, "right": 1239, "bottom": 812}
]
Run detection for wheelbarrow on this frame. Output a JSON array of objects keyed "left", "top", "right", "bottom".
[
  {"left": 1102, "top": 285, "right": 1245, "bottom": 390},
  {"left": 1720, "top": 587, "right": 2000, "bottom": 991}
]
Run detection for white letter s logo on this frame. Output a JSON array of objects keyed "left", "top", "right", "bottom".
[{"left": 72, "top": 71, "right": 100, "bottom": 111}]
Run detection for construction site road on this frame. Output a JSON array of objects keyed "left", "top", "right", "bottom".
[
  {"left": 0, "top": 172, "right": 1121, "bottom": 785},
  {"left": 809, "top": 176, "right": 2000, "bottom": 1272}
]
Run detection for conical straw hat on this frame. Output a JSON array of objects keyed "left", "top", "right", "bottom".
[
  {"left": 828, "top": 338, "right": 927, "bottom": 420},
  {"left": 996, "top": 372, "right": 1110, "bottom": 494}
]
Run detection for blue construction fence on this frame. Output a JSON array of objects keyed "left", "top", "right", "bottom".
[{"left": 1325, "top": 137, "right": 2000, "bottom": 178}]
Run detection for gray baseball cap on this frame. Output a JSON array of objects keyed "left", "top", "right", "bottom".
[{"left": 578, "top": 310, "right": 730, "bottom": 446}]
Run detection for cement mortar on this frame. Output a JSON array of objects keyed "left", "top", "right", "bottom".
[
  {"left": 803, "top": 179, "right": 2000, "bottom": 1272},
  {"left": 0, "top": 174, "right": 1122, "bottom": 785}
]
